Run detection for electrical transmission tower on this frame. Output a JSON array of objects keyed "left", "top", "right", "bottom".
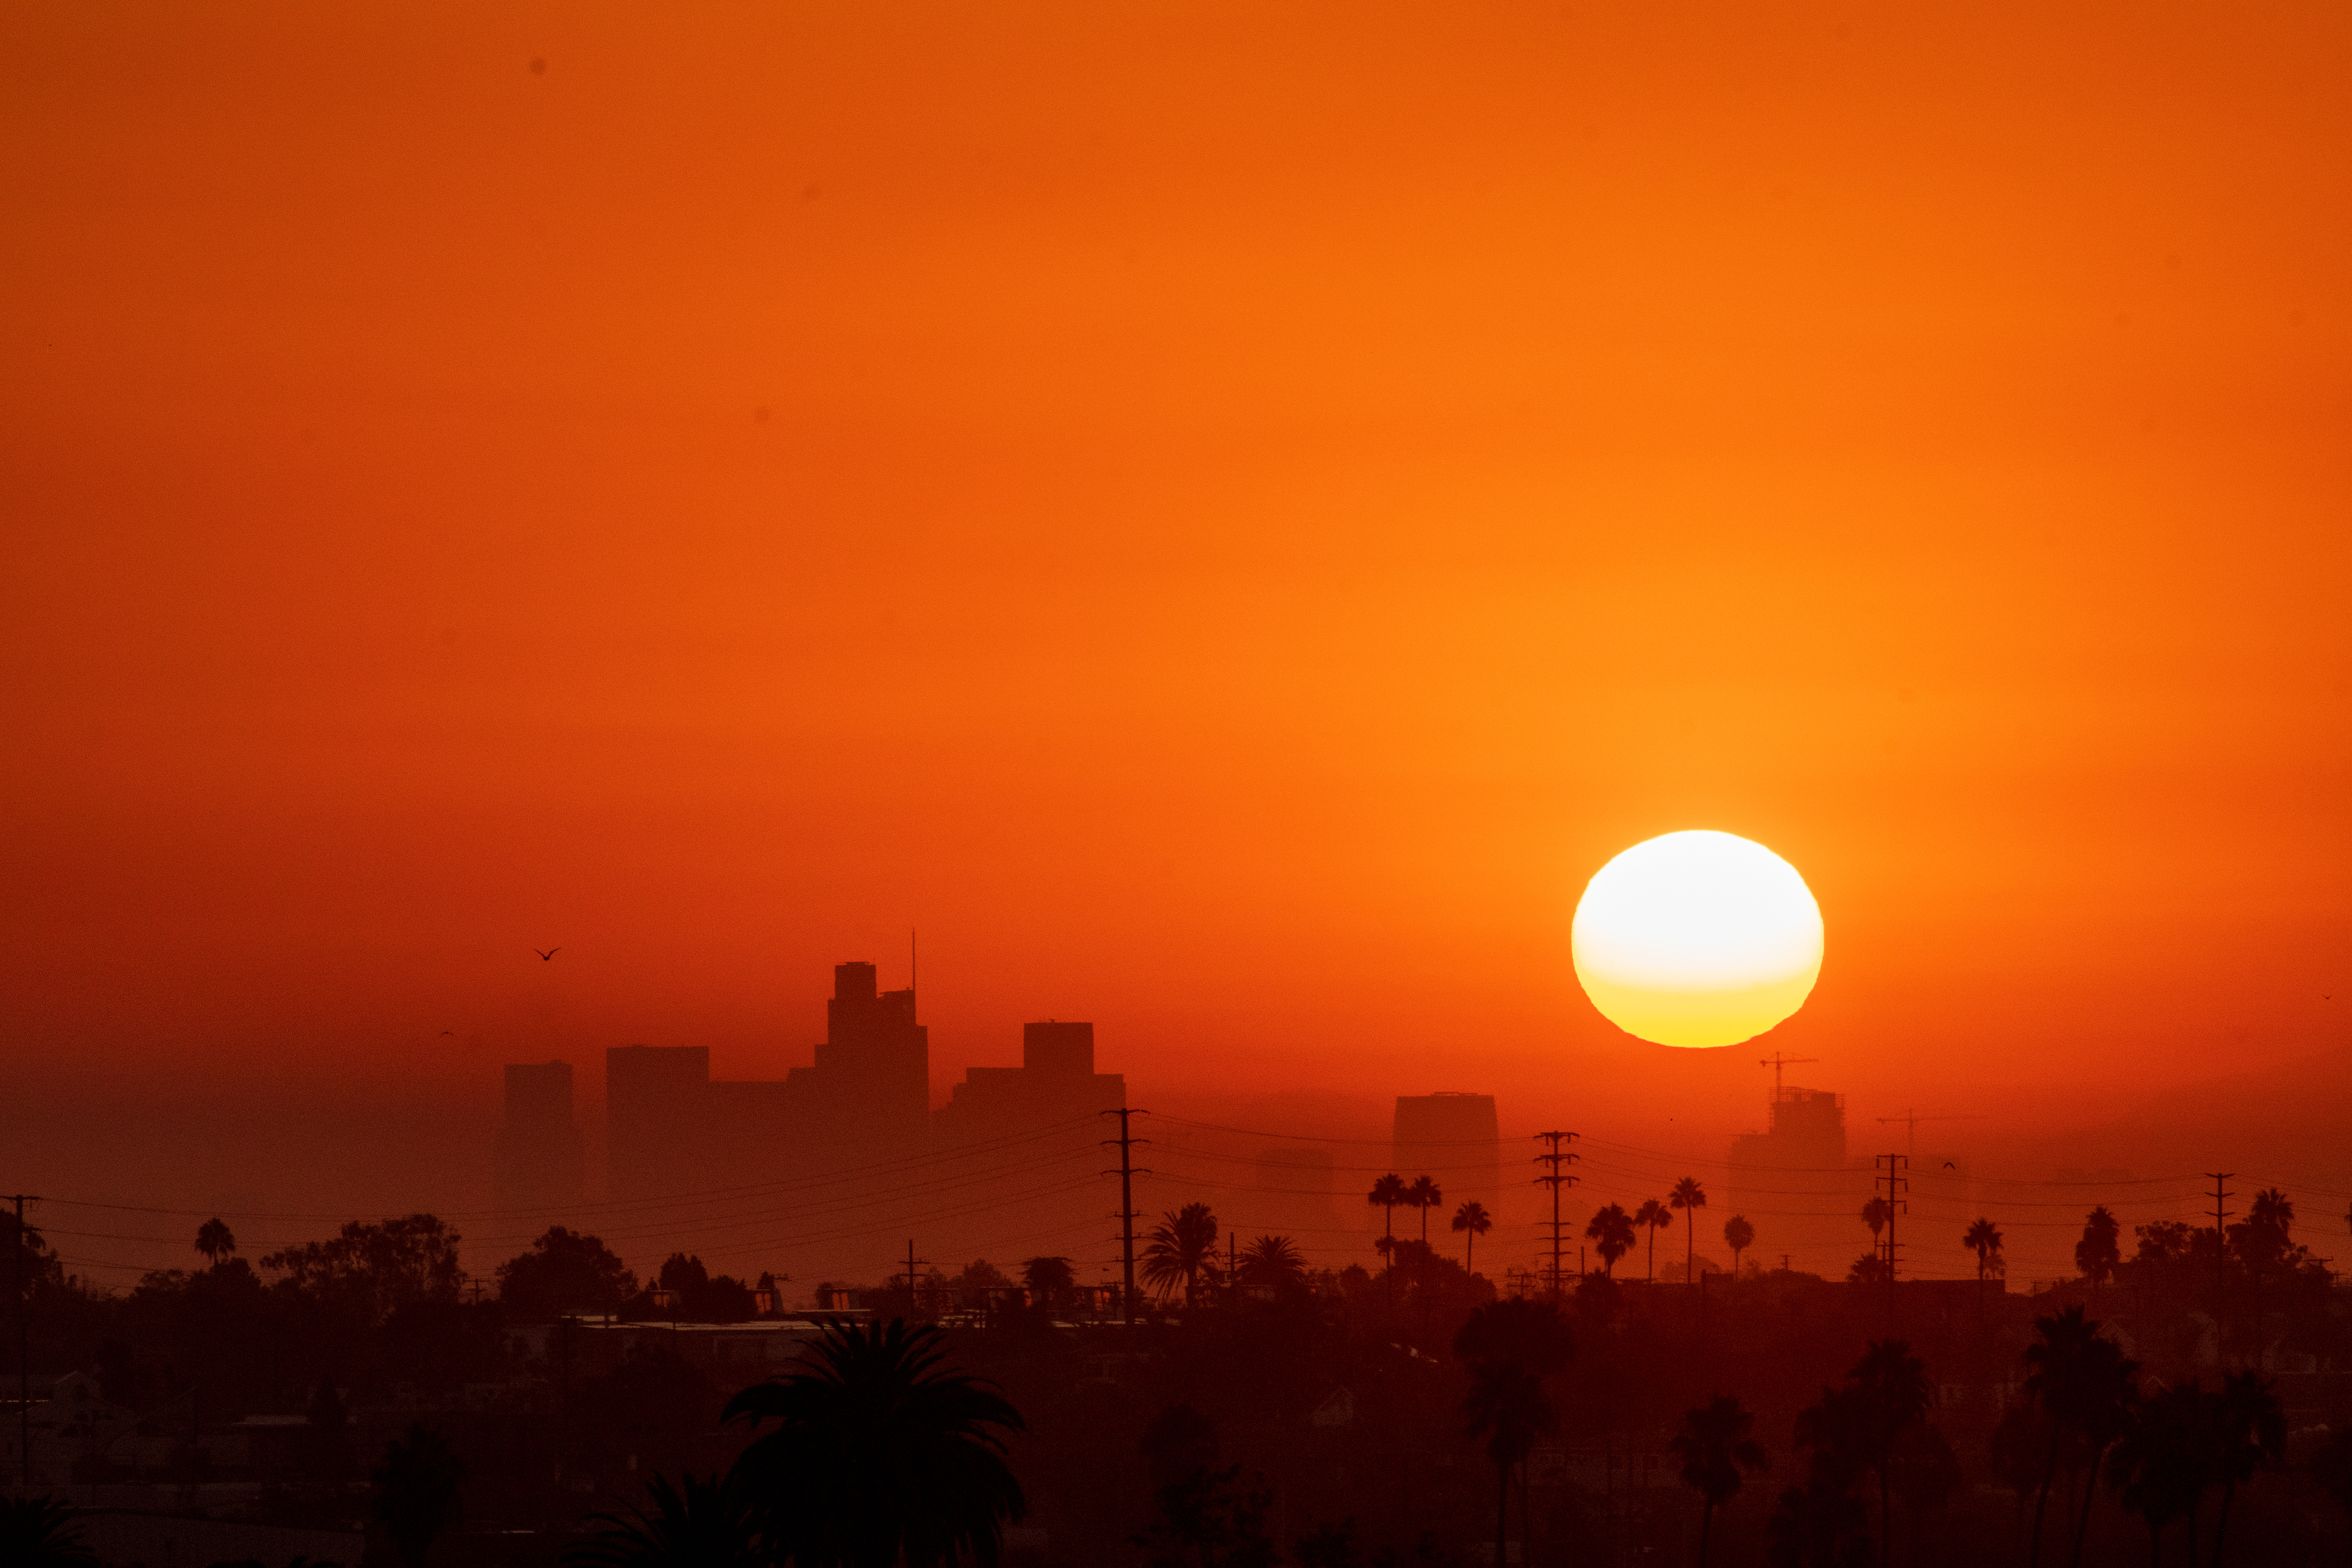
[
  {"left": 1534, "top": 1132, "right": 1580, "bottom": 1299},
  {"left": 1103, "top": 1108, "right": 1150, "bottom": 1326}
]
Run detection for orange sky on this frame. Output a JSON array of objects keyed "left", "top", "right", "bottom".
[{"left": 5, "top": 4, "right": 2350, "bottom": 1230}]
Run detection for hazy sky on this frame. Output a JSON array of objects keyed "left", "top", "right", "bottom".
[{"left": 5, "top": 4, "right": 2349, "bottom": 1258}]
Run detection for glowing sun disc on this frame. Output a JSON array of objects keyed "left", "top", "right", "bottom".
[{"left": 1572, "top": 830, "right": 1824, "bottom": 1049}]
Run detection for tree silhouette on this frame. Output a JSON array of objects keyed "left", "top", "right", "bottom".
[
  {"left": 2311, "top": 1426, "right": 2352, "bottom": 1561},
  {"left": 2022, "top": 1305, "right": 2141, "bottom": 1568},
  {"left": 0, "top": 1496, "right": 97, "bottom": 1567},
  {"left": 1723, "top": 1215, "right": 1755, "bottom": 1280},
  {"left": 1019, "top": 1256, "right": 1074, "bottom": 1311},
  {"left": 1367, "top": 1175, "right": 1406, "bottom": 1273},
  {"left": 1586, "top": 1204, "right": 1636, "bottom": 1277},
  {"left": 1405, "top": 1175, "right": 1442, "bottom": 1249},
  {"left": 1777, "top": 1384, "right": 1874, "bottom": 1568},
  {"left": 1455, "top": 1298, "right": 1572, "bottom": 1568},
  {"left": 2208, "top": 1368, "right": 2284, "bottom": 1567},
  {"left": 266, "top": 1214, "right": 464, "bottom": 1326},
  {"left": 1848, "top": 1340, "right": 1933, "bottom": 1565},
  {"left": 194, "top": 1217, "right": 236, "bottom": 1269},
  {"left": 371, "top": 1424, "right": 466, "bottom": 1568},
  {"left": 499, "top": 1227, "right": 638, "bottom": 1320},
  {"left": 1141, "top": 1203, "right": 1219, "bottom": 1305},
  {"left": 1669, "top": 1177, "right": 1707, "bottom": 1283},
  {"left": 2075, "top": 1206, "right": 2121, "bottom": 1297},
  {"left": 2106, "top": 1379, "right": 2209, "bottom": 1568},
  {"left": 1964, "top": 1218, "right": 2004, "bottom": 1311},
  {"left": 567, "top": 1472, "right": 759, "bottom": 1568},
  {"left": 1237, "top": 1234, "right": 1306, "bottom": 1293},
  {"left": 1634, "top": 1198, "right": 1673, "bottom": 1282},
  {"left": 724, "top": 1318, "right": 1026, "bottom": 1568},
  {"left": 1450, "top": 1200, "right": 1492, "bottom": 1273},
  {"left": 1671, "top": 1395, "right": 1768, "bottom": 1568},
  {"left": 1861, "top": 1196, "right": 1891, "bottom": 1248}
]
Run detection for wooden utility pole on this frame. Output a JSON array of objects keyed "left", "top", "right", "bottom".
[
  {"left": 1102, "top": 1109, "right": 1149, "bottom": 1326},
  {"left": 10, "top": 1194, "right": 36, "bottom": 1488},
  {"left": 2206, "top": 1172, "right": 2235, "bottom": 1354},
  {"left": 901, "top": 1241, "right": 930, "bottom": 1315},
  {"left": 1534, "top": 1133, "right": 1579, "bottom": 1298}
]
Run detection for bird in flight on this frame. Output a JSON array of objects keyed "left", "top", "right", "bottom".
[
  {"left": 1943, "top": 1161, "right": 1957, "bottom": 1171},
  {"left": 440, "top": 1029, "right": 455, "bottom": 1037},
  {"left": 535, "top": 947, "right": 560, "bottom": 962}
]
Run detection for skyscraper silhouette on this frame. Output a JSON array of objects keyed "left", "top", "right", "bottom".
[
  {"left": 494, "top": 1061, "right": 584, "bottom": 1219},
  {"left": 605, "top": 1044, "right": 711, "bottom": 1202},
  {"left": 787, "top": 961, "right": 931, "bottom": 1157}
]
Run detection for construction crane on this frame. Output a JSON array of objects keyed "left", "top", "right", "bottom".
[
  {"left": 1759, "top": 1053, "right": 1819, "bottom": 1098},
  {"left": 1876, "top": 1108, "right": 1987, "bottom": 1160}
]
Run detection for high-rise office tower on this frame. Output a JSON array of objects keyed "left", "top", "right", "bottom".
[
  {"left": 785, "top": 962, "right": 930, "bottom": 1157},
  {"left": 495, "top": 1060, "right": 585, "bottom": 1220},
  {"left": 1392, "top": 1092, "right": 1502, "bottom": 1245},
  {"left": 606, "top": 1043, "right": 712, "bottom": 1202}
]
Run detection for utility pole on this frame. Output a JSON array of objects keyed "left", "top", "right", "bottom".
[
  {"left": 900, "top": 1240, "right": 933, "bottom": 1317},
  {"left": 1875, "top": 1110, "right": 1988, "bottom": 1161},
  {"left": 1874, "top": 1155, "right": 1908, "bottom": 1323},
  {"left": 2206, "top": 1172, "right": 2235, "bottom": 1354},
  {"left": 1102, "top": 1109, "right": 1150, "bottom": 1326},
  {"left": 10, "top": 1194, "right": 36, "bottom": 1489},
  {"left": 1534, "top": 1132, "right": 1579, "bottom": 1300}
]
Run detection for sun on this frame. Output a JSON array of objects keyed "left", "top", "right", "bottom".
[{"left": 1571, "top": 830, "right": 1824, "bottom": 1049}]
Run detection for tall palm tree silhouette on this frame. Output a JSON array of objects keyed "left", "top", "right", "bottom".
[
  {"left": 1140, "top": 1203, "right": 1219, "bottom": 1305},
  {"left": 1455, "top": 1298, "right": 1573, "bottom": 1568},
  {"left": 2109, "top": 1378, "right": 2209, "bottom": 1567},
  {"left": 1406, "top": 1176, "right": 1443, "bottom": 1247},
  {"left": 569, "top": 1472, "right": 759, "bottom": 1568},
  {"left": 1451, "top": 1200, "right": 1492, "bottom": 1272},
  {"left": 2208, "top": 1368, "right": 2284, "bottom": 1567},
  {"left": 724, "top": 1318, "right": 1026, "bottom": 1568},
  {"left": 1722, "top": 1215, "right": 1755, "bottom": 1281},
  {"left": 1670, "top": 1395, "right": 1767, "bottom": 1568},
  {"left": 1964, "top": 1218, "right": 2004, "bottom": 1309},
  {"left": 1368, "top": 1174, "right": 1406, "bottom": 1273},
  {"left": 2021, "top": 1305, "right": 2140, "bottom": 1568},
  {"left": 1585, "top": 1204, "right": 1636, "bottom": 1276},
  {"left": 1849, "top": 1339, "right": 1933, "bottom": 1565},
  {"left": 1634, "top": 1199, "right": 1673, "bottom": 1282},
  {"left": 1670, "top": 1178, "right": 1707, "bottom": 1282}
]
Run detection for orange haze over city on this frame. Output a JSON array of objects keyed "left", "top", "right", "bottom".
[{"left": 5, "top": 4, "right": 2350, "bottom": 1281}]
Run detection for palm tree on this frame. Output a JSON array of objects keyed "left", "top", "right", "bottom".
[
  {"left": 1451, "top": 1200, "right": 1493, "bottom": 1272},
  {"left": 1964, "top": 1218, "right": 2004, "bottom": 1311},
  {"left": 1140, "top": 1203, "right": 1219, "bottom": 1305},
  {"left": 1586, "top": 1204, "right": 1636, "bottom": 1276},
  {"left": 2107, "top": 1380, "right": 2210, "bottom": 1568},
  {"left": 0, "top": 1496, "right": 97, "bottom": 1567},
  {"left": 1455, "top": 1299, "right": 1572, "bottom": 1568},
  {"left": 195, "top": 1217, "right": 236, "bottom": 1269},
  {"left": 567, "top": 1473, "right": 759, "bottom": 1568},
  {"left": 1723, "top": 1215, "right": 1755, "bottom": 1281},
  {"left": 1634, "top": 1199, "right": 1673, "bottom": 1282},
  {"left": 1850, "top": 1340, "right": 1933, "bottom": 1566},
  {"left": 2022, "top": 1305, "right": 2141, "bottom": 1568},
  {"left": 1019, "top": 1256, "right": 1074, "bottom": 1311},
  {"left": 1670, "top": 1178, "right": 1707, "bottom": 1283},
  {"left": 1237, "top": 1234, "right": 1306, "bottom": 1293},
  {"left": 2208, "top": 1368, "right": 2285, "bottom": 1567},
  {"left": 1405, "top": 1176, "right": 1443, "bottom": 1246},
  {"left": 1368, "top": 1174, "right": 1407, "bottom": 1269},
  {"left": 1861, "top": 1195, "right": 1892, "bottom": 1248},
  {"left": 724, "top": 1318, "right": 1025, "bottom": 1568},
  {"left": 1670, "top": 1395, "right": 1768, "bottom": 1568}
]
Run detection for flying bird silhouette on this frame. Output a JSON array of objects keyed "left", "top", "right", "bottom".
[
  {"left": 1943, "top": 1161, "right": 1957, "bottom": 1171},
  {"left": 535, "top": 947, "right": 560, "bottom": 962},
  {"left": 440, "top": 1029, "right": 455, "bottom": 1037}
]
